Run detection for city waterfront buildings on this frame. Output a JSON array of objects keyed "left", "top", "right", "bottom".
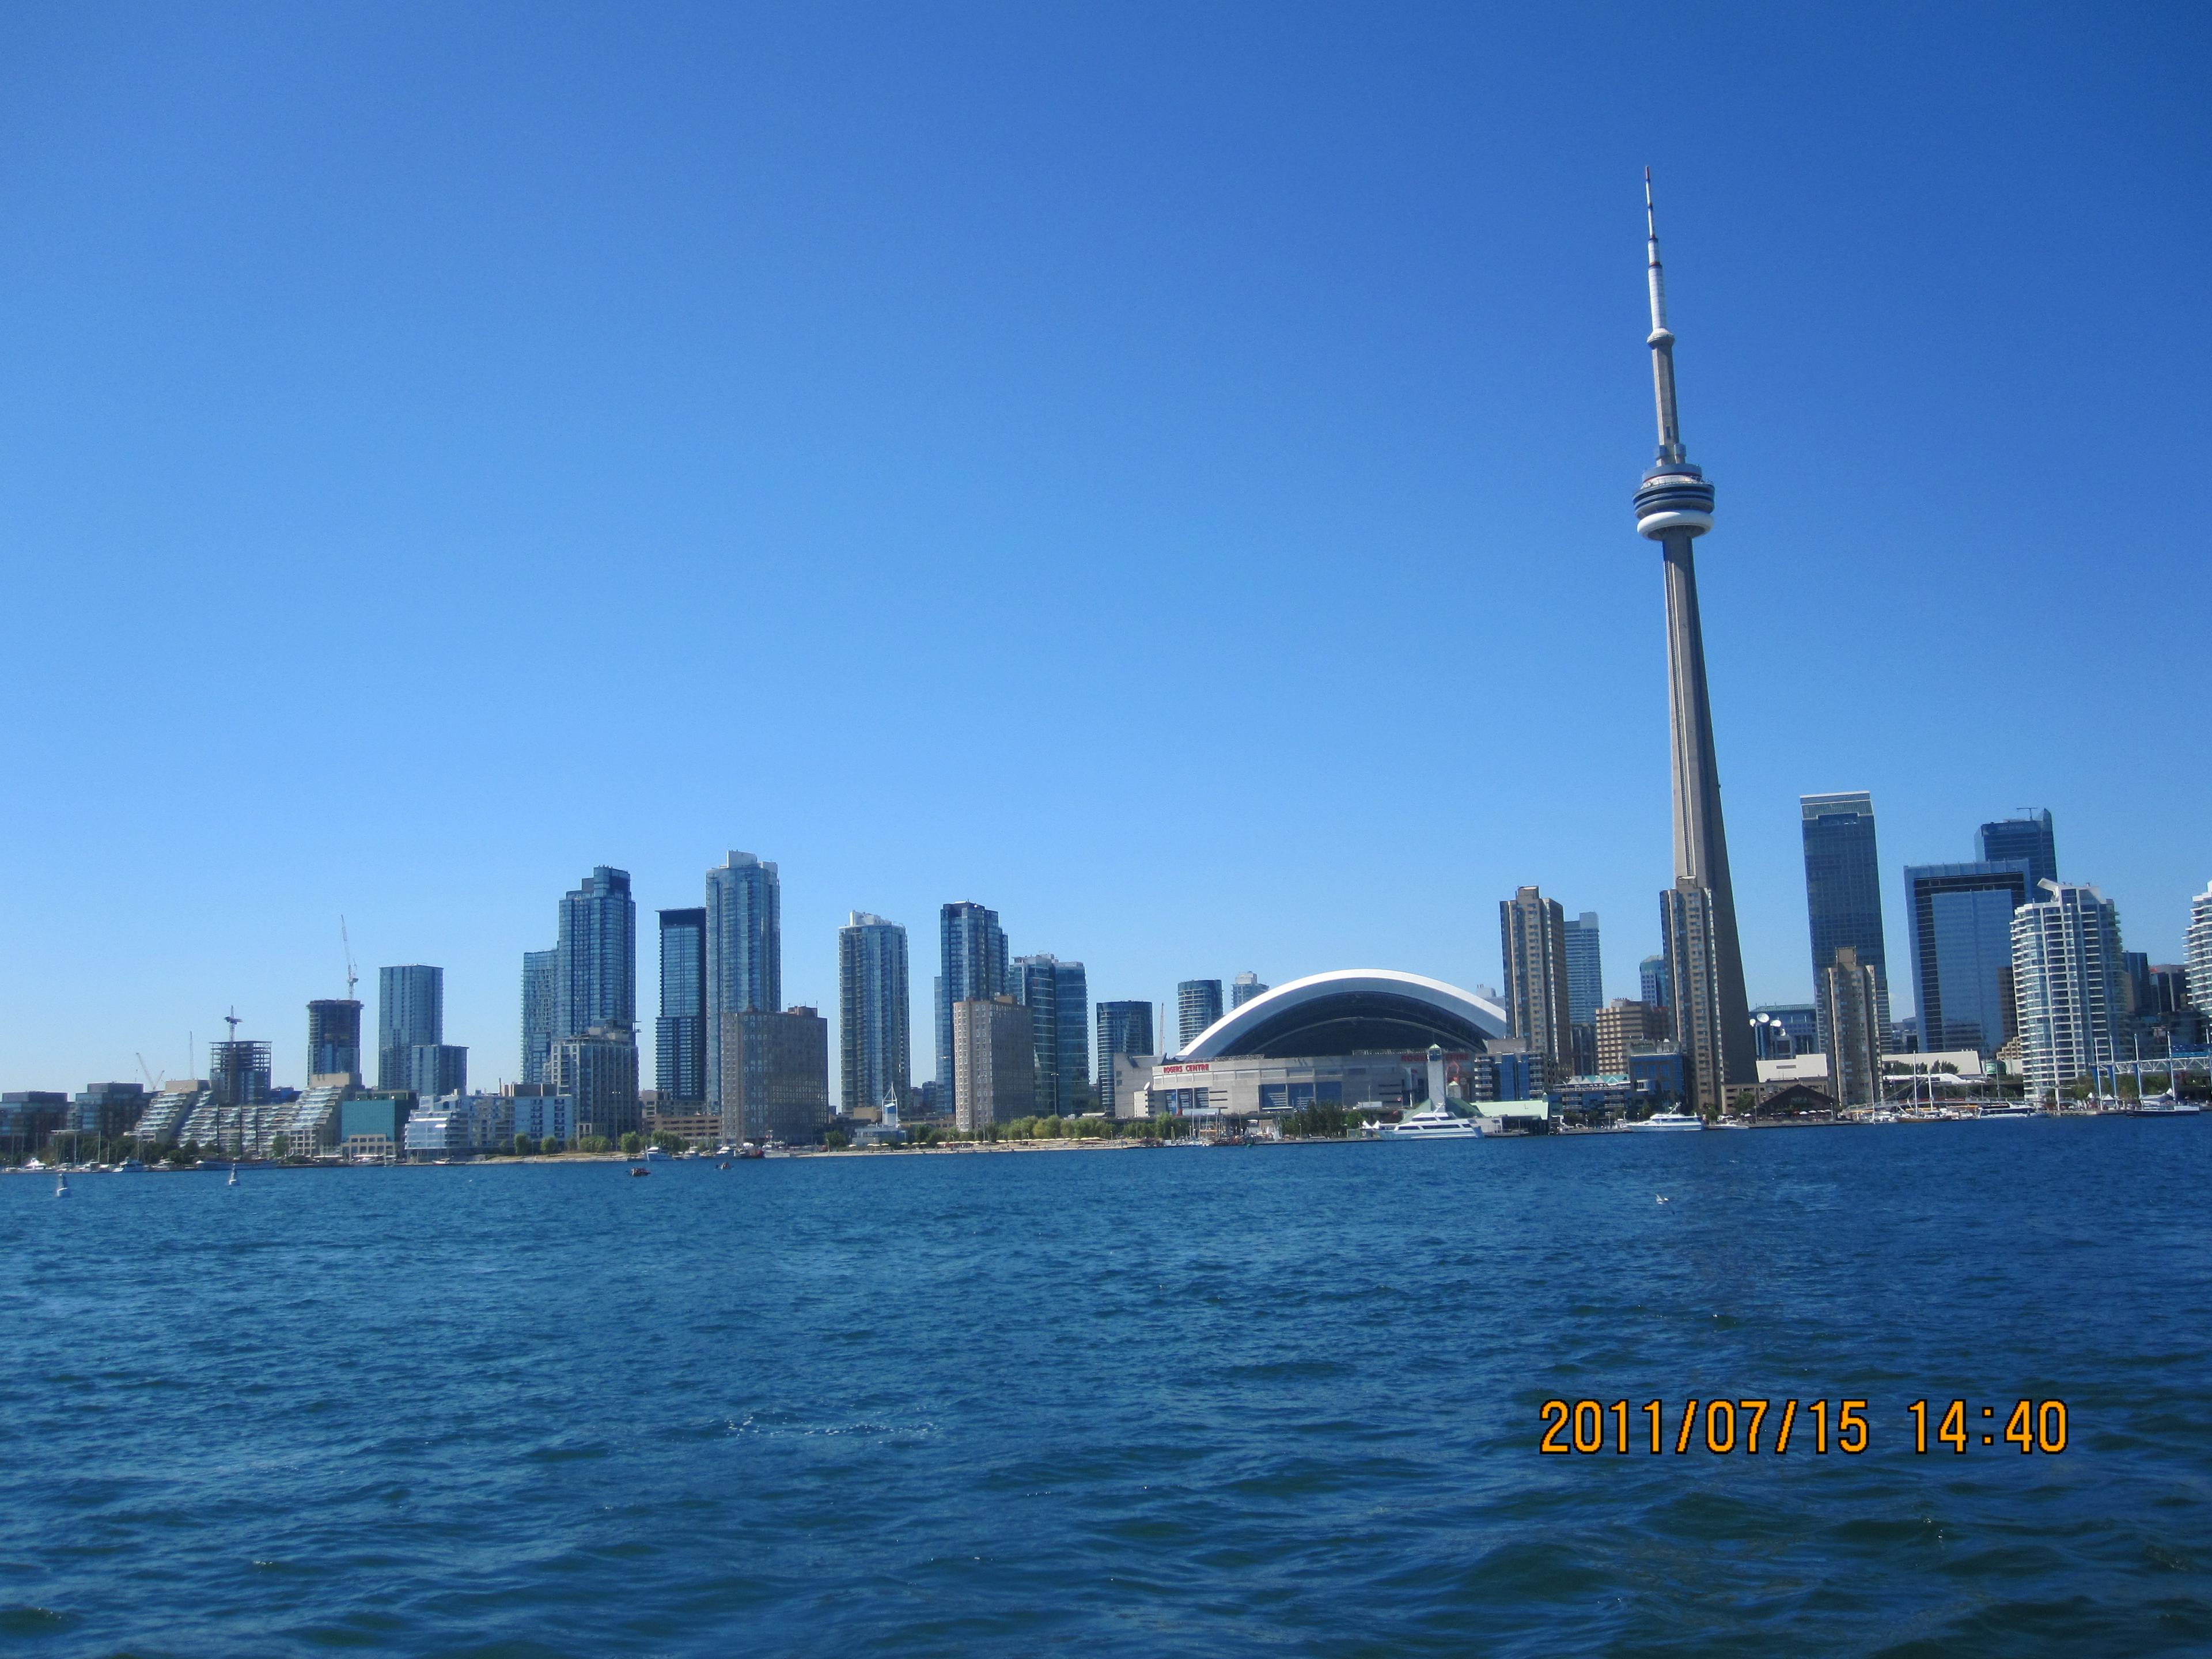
[
  {"left": 520, "top": 949, "right": 556, "bottom": 1085},
  {"left": 936, "top": 902, "right": 1007, "bottom": 1116},
  {"left": 1094, "top": 1001, "right": 1154, "bottom": 1119},
  {"left": 1499, "top": 887, "right": 1573, "bottom": 1077},
  {"left": 377, "top": 965, "right": 442, "bottom": 1091},
  {"left": 1801, "top": 793, "right": 1893, "bottom": 1056},
  {"left": 656, "top": 907, "right": 707, "bottom": 1107},
  {"left": 1904, "top": 861, "right": 2032, "bottom": 1055},
  {"left": 2012, "top": 881, "right": 2126, "bottom": 1102},
  {"left": 209, "top": 1039, "right": 272, "bottom": 1108},
  {"left": 953, "top": 995, "right": 1035, "bottom": 1132},
  {"left": 718, "top": 1006, "right": 831, "bottom": 1145},
  {"left": 1178, "top": 980, "right": 1224, "bottom": 1049},
  {"left": 704, "top": 852, "right": 781, "bottom": 1108},
  {"left": 1633, "top": 176, "right": 1755, "bottom": 1106},
  {"left": 306, "top": 999, "right": 362, "bottom": 1085},
  {"left": 1563, "top": 912, "right": 1602, "bottom": 1027},
  {"left": 838, "top": 912, "right": 910, "bottom": 1115},
  {"left": 1821, "top": 947, "right": 1886, "bottom": 1109},
  {"left": 1978, "top": 810, "right": 2058, "bottom": 893},
  {"left": 1010, "top": 954, "right": 1089, "bottom": 1117}
]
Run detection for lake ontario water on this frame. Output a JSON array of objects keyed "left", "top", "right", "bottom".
[{"left": 4, "top": 1119, "right": 2209, "bottom": 1657}]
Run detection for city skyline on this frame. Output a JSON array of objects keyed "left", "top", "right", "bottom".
[{"left": 3, "top": 9, "right": 2206, "bottom": 1088}]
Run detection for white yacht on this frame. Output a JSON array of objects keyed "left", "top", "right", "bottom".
[
  {"left": 1370, "top": 1104, "right": 1486, "bottom": 1139},
  {"left": 1625, "top": 1110, "right": 1705, "bottom": 1132},
  {"left": 2131, "top": 1095, "right": 2202, "bottom": 1116}
]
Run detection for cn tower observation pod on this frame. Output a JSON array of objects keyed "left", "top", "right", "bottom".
[{"left": 1181, "top": 970, "right": 1509, "bottom": 1062}]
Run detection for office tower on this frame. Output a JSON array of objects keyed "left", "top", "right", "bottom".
[
  {"left": 403, "top": 1044, "right": 468, "bottom": 1101},
  {"left": 1904, "top": 861, "right": 2032, "bottom": 1055},
  {"left": 1801, "top": 793, "right": 1893, "bottom": 1055},
  {"left": 1178, "top": 979, "right": 1225, "bottom": 1048},
  {"left": 1822, "top": 947, "right": 1886, "bottom": 1108},
  {"left": 1594, "top": 999, "right": 1666, "bottom": 1076},
  {"left": 1753, "top": 1003, "right": 1820, "bottom": 1056},
  {"left": 656, "top": 908, "right": 707, "bottom": 1106},
  {"left": 555, "top": 868, "right": 636, "bottom": 1040},
  {"left": 936, "top": 902, "right": 1008, "bottom": 1113},
  {"left": 838, "top": 912, "right": 910, "bottom": 1113},
  {"left": 1660, "top": 881, "right": 1729, "bottom": 1114},
  {"left": 2190, "top": 882, "right": 2212, "bottom": 1019},
  {"left": 377, "top": 965, "right": 443, "bottom": 1090},
  {"left": 719, "top": 1006, "right": 831, "bottom": 1145},
  {"left": 1230, "top": 972, "right": 1268, "bottom": 1009},
  {"left": 1633, "top": 172, "right": 1755, "bottom": 1103},
  {"left": 1639, "top": 953, "right": 1671, "bottom": 1034},
  {"left": 549, "top": 1026, "right": 641, "bottom": 1142},
  {"left": 520, "top": 949, "right": 557, "bottom": 1085},
  {"left": 1562, "top": 913, "right": 1603, "bottom": 1027},
  {"left": 1978, "top": 810, "right": 2058, "bottom": 894},
  {"left": 704, "top": 852, "right": 781, "bottom": 1109},
  {"left": 2012, "top": 882, "right": 2125, "bottom": 1101},
  {"left": 306, "top": 998, "right": 362, "bottom": 1084},
  {"left": 953, "top": 995, "right": 1036, "bottom": 1133},
  {"left": 1095, "top": 1001, "right": 1154, "bottom": 1119},
  {"left": 1499, "top": 887, "right": 1573, "bottom": 1075},
  {"left": 1010, "top": 955, "right": 1090, "bottom": 1116},
  {"left": 209, "top": 1039, "right": 272, "bottom": 1108}
]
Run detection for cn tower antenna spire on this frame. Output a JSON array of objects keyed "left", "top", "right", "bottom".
[{"left": 1643, "top": 166, "right": 1684, "bottom": 466}]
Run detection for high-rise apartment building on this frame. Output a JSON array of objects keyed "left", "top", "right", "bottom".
[
  {"left": 403, "top": 1044, "right": 468, "bottom": 1101},
  {"left": 306, "top": 999, "right": 362, "bottom": 1084},
  {"left": 1010, "top": 955, "right": 1090, "bottom": 1117},
  {"left": 1978, "top": 810, "right": 2058, "bottom": 894},
  {"left": 655, "top": 908, "right": 707, "bottom": 1106},
  {"left": 1904, "top": 861, "right": 2031, "bottom": 1056},
  {"left": 935, "top": 903, "right": 1007, "bottom": 1114},
  {"left": 838, "top": 912, "right": 910, "bottom": 1114},
  {"left": 1801, "top": 793, "right": 1892, "bottom": 1056},
  {"left": 953, "top": 995, "right": 1036, "bottom": 1133},
  {"left": 2012, "top": 881, "right": 2125, "bottom": 1102},
  {"left": 1562, "top": 912, "right": 1603, "bottom": 1028},
  {"left": 1594, "top": 999, "right": 1666, "bottom": 1077},
  {"left": 1499, "top": 887, "right": 1573, "bottom": 1076},
  {"left": 1660, "top": 881, "right": 1728, "bottom": 1114},
  {"left": 1821, "top": 947, "right": 1886, "bottom": 1108},
  {"left": 520, "top": 949, "right": 556, "bottom": 1085},
  {"left": 1095, "top": 1001, "right": 1154, "bottom": 1119},
  {"left": 1177, "top": 980, "right": 1224, "bottom": 1049},
  {"left": 1230, "top": 972, "right": 1268, "bottom": 1009},
  {"left": 377, "top": 965, "right": 443, "bottom": 1092},
  {"left": 719, "top": 1006, "right": 830, "bottom": 1145},
  {"left": 2188, "top": 882, "right": 2212, "bottom": 1020},
  {"left": 549, "top": 1025, "right": 641, "bottom": 1142},
  {"left": 555, "top": 868, "right": 636, "bottom": 1040},
  {"left": 704, "top": 852, "right": 781, "bottom": 1108}
]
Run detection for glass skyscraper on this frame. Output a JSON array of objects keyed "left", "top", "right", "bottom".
[
  {"left": 1230, "top": 972, "right": 1268, "bottom": 1009},
  {"left": 520, "top": 949, "right": 556, "bottom": 1085},
  {"left": 1978, "top": 810, "right": 2058, "bottom": 894},
  {"left": 657, "top": 907, "right": 708, "bottom": 1105},
  {"left": 1639, "top": 953, "right": 1671, "bottom": 1033},
  {"left": 306, "top": 998, "right": 362, "bottom": 1082},
  {"left": 1800, "top": 793, "right": 1892, "bottom": 1054},
  {"left": 704, "top": 852, "right": 782, "bottom": 1109},
  {"left": 1095, "top": 1001, "right": 1154, "bottom": 1119},
  {"left": 838, "top": 912, "right": 910, "bottom": 1114},
  {"left": 1562, "top": 911, "right": 1603, "bottom": 1029},
  {"left": 936, "top": 902, "right": 1007, "bottom": 1113},
  {"left": 1177, "top": 979, "right": 1224, "bottom": 1049},
  {"left": 555, "top": 867, "right": 637, "bottom": 1041},
  {"left": 1904, "top": 861, "right": 2031, "bottom": 1055},
  {"left": 1011, "top": 955, "right": 1090, "bottom": 1117},
  {"left": 377, "top": 964, "right": 443, "bottom": 1091}
]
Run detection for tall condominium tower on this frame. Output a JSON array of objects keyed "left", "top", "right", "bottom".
[
  {"left": 1562, "top": 912, "right": 1603, "bottom": 1029},
  {"left": 1177, "top": 979, "right": 1224, "bottom": 1050},
  {"left": 1230, "top": 972, "right": 1268, "bottom": 1009},
  {"left": 1801, "top": 793, "right": 1893, "bottom": 1055},
  {"left": 936, "top": 902, "right": 1007, "bottom": 1114},
  {"left": 2012, "top": 881, "right": 2124, "bottom": 1102},
  {"left": 952, "top": 995, "right": 1036, "bottom": 1133},
  {"left": 1010, "top": 955, "right": 1090, "bottom": 1117},
  {"left": 1821, "top": 947, "right": 1886, "bottom": 1108},
  {"left": 657, "top": 907, "right": 708, "bottom": 1106},
  {"left": 555, "top": 867, "right": 637, "bottom": 1040},
  {"left": 306, "top": 998, "right": 362, "bottom": 1084},
  {"left": 838, "top": 912, "right": 911, "bottom": 1113},
  {"left": 1904, "top": 861, "right": 2032, "bottom": 1055},
  {"left": 1499, "top": 887, "right": 1573, "bottom": 1075},
  {"left": 1095, "top": 1000, "right": 1154, "bottom": 1119},
  {"left": 520, "top": 949, "right": 556, "bottom": 1084},
  {"left": 2189, "top": 882, "right": 2212, "bottom": 1018},
  {"left": 377, "top": 965, "right": 442, "bottom": 1091},
  {"left": 1978, "top": 810, "right": 2058, "bottom": 894},
  {"left": 704, "top": 852, "right": 781, "bottom": 1108},
  {"left": 1633, "top": 173, "right": 1754, "bottom": 1104}
]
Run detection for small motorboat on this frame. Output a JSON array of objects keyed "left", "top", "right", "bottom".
[
  {"left": 628, "top": 1166, "right": 650, "bottom": 1177},
  {"left": 718, "top": 1160, "right": 732, "bottom": 1169}
]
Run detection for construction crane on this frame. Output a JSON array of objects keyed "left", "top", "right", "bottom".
[
  {"left": 224, "top": 1007, "right": 241, "bottom": 1043},
  {"left": 136, "top": 1052, "right": 161, "bottom": 1092},
  {"left": 341, "top": 916, "right": 358, "bottom": 1002}
]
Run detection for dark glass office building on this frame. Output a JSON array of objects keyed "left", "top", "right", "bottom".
[
  {"left": 378, "top": 965, "right": 444, "bottom": 1091},
  {"left": 935, "top": 902, "right": 1007, "bottom": 1116},
  {"left": 657, "top": 907, "right": 707, "bottom": 1106},
  {"left": 1800, "top": 793, "right": 1891, "bottom": 1053},
  {"left": 1096, "top": 1001, "right": 1154, "bottom": 1119},
  {"left": 1010, "top": 955, "right": 1090, "bottom": 1116},
  {"left": 1977, "top": 810, "right": 2057, "bottom": 895},
  {"left": 1905, "top": 861, "right": 2031, "bottom": 1055},
  {"left": 306, "top": 998, "right": 362, "bottom": 1081}
]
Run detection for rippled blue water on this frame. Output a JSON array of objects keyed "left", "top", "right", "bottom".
[{"left": 3, "top": 1119, "right": 2209, "bottom": 1656}]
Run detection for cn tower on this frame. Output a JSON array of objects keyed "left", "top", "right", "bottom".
[{"left": 1633, "top": 171, "right": 1755, "bottom": 1104}]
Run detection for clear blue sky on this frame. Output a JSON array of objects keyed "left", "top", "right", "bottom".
[{"left": 3, "top": 2, "right": 2206, "bottom": 1090}]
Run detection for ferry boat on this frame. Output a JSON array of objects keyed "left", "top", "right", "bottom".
[
  {"left": 1976, "top": 1103, "right": 2039, "bottom": 1119},
  {"left": 1624, "top": 1110, "right": 1705, "bottom": 1132},
  {"left": 1369, "top": 1104, "right": 1486, "bottom": 1139},
  {"left": 2131, "top": 1095, "right": 2203, "bottom": 1116}
]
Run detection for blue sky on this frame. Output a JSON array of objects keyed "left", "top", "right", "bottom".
[{"left": 3, "top": 2, "right": 2206, "bottom": 1090}]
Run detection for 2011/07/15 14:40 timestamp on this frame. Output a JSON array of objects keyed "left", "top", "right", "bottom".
[{"left": 1538, "top": 1398, "right": 2070, "bottom": 1456}]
